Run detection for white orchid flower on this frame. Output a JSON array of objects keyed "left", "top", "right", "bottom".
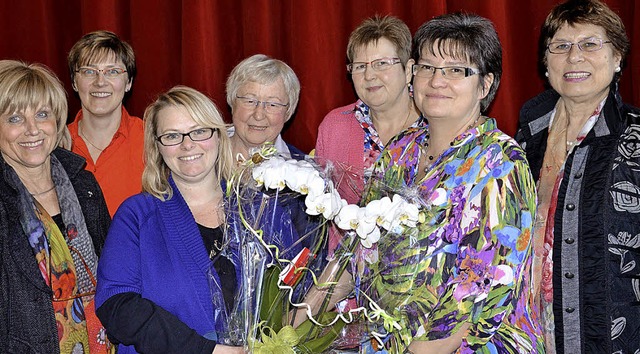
[
  {"left": 305, "top": 190, "right": 343, "bottom": 220},
  {"left": 285, "top": 163, "right": 323, "bottom": 195},
  {"left": 375, "top": 195, "right": 420, "bottom": 231},
  {"left": 304, "top": 173, "right": 326, "bottom": 196},
  {"left": 335, "top": 204, "right": 380, "bottom": 247},
  {"left": 397, "top": 201, "right": 420, "bottom": 228},
  {"left": 262, "top": 162, "right": 287, "bottom": 191},
  {"left": 360, "top": 225, "right": 380, "bottom": 248},
  {"left": 252, "top": 162, "right": 267, "bottom": 187},
  {"left": 334, "top": 204, "right": 360, "bottom": 230},
  {"left": 376, "top": 197, "right": 399, "bottom": 231},
  {"left": 365, "top": 197, "right": 391, "bottom": 227}
]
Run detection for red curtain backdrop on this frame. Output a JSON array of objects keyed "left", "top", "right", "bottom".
[{"left": 1, "top": 0, "right": 638, "bottom": 153}]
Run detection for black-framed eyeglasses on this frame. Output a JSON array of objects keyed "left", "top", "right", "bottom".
[
  {"left": 347, "top": 57, "right": 401, "bottom": 74},
  {"left": 50, "top": 245, "right": 96, "bottom": 302},
  {"left": 412, "top": 64, "right": 480, "bottom": 80},
  {"left": 235, "top": 95, "right": 289, "bottom": 115},
  {"left": 547, "top": 38, "right": 612, "bottom": 54},
  {"left": 75, "top": 67, "right": 128, "bottom": 79},
  {"left": 156, "top": 127, "right": 217, "bottom": 146}
]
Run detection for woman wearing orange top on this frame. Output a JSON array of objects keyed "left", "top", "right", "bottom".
[{"left": 67, "top": 30, "right": 144, "bottom": 216}]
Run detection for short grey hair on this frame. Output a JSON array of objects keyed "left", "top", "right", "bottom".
[{"left": 226, "top": 54, "right": 300, "bottom": 121}]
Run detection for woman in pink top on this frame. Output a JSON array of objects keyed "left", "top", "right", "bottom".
[{"left": 315, "top": 16, "right": 424, "bottom": 254}]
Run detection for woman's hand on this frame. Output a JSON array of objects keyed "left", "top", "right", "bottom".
[
  {"left": 407, "top": 322, "right": 471, "bottom": 354},
  {"left": 291, "top": 257, "right": 355, "bottom": 327},
  {"left": 212, "top": 344, "right": 246, "bottom": 354}
]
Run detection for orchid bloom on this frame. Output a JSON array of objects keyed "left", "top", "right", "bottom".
[
  {"left": 284, "top": 163, "right": 324, "bottom": 195},
  {"left": 305, "top": 190, "right": 343, "bottom": 220},
  {"left": 335, "top": 204, "right": 380, "bottom": 248},
  {"left": 254, "top": 156, "right": 288, "bottom": 191},
  {"left": 252, "top": 162, "right": 267, "bottom": 187},
  {"left": 376, "top": 195, "right": 420, "bottom": 232}
]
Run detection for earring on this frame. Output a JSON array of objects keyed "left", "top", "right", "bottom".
[
  {"left": 615, "top": 66, "right": 621, "bottom": 73},
  {"left": 545, "top": 71, "right": 549, "bottom": 78},
  {"left": 407, "top": 83, "right": 414, "bottom": 98}
]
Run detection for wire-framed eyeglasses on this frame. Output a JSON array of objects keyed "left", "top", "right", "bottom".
[
  {"left": 412, "top": 64, "right": 480, "bottom": 80},
  {"left": 156, "top": 127, "right": 217, "bottom": 146},
  {"left": 347, "top": 57, "right": 401, "bottom": 75},
  {"left": 235, "top": 95, "right": 289, "bottom": 115},
  {"left": 76, "top": 67, "right": 128, "bottom": 79},
  {"left": 547, "top": 38, "right": 612, "bottom": 54}
]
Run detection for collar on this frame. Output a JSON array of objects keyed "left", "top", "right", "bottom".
[
  {"left": 72, "top": 105, "right": 133, "bottom": 139},
  {"left": 226, "top": 126, "right": 290, "bottom": 158},
  {"left": 520, "top": 85, "right": 627, "bottom": 140}
]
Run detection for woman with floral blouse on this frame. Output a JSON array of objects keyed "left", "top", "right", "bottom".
[{"left": 361, "top": 13, "right": 543, "bottom": 353}]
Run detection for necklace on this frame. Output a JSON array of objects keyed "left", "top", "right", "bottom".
[
  {"left": 401, "top": 106, "right": 413, "bottom": 131},
  {"left": 79, "top": 123, "right": 106, "bottom": 152},
  {"left": 30, "top": 185, "right": 56, "bottom": 196},
  {"left": 421, "top": 114, "right": 483, "bottom": 169}
]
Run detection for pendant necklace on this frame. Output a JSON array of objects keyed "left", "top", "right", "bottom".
[
  {"left": 30, "top": 185, "right": 56, "bottom": 197},
  {"left": 79, "top": 123, "right": 107, "bottom": 152},
  {"left": 422, "top": 114, "right": 483, "bottom": 171}
]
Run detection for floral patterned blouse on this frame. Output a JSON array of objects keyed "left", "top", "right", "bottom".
[
  {"left": 354, "top": 100, "right": 427, "bottom": 183},
  {"left": 363, "top": 118, "right": 544, "bottom": 353}
]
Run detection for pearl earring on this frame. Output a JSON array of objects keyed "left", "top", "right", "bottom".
[
  {"left": 615, "top": 67, "right": 621, "bottom": 73},
  {"left": 545, "top": 71, "right": 549, "bottom": 78}
]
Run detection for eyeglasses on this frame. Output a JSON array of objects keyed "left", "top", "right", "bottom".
[
  {"left": 156, "top": 127, "right": 217, "bottom": 146},
  {"left": 412, "top": 64, "right": 480, "bottom": 80},
  {"left": 235, "top": 95, "right": 289, "bottom": 115},
  {"left": 76, "top": 67, "right": 128, "bottom": 79},
  {"left": 50, "top": 245, "right": 96, "bottom": 302},
  {"left": 347, "top": 57, "right": 401, "bottom": 74},
  {"left": 547, "top": 38, "right": 612, "bottom": 54}
]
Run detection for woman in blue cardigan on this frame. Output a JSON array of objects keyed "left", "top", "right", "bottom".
[{"left": 95, "top": 86, "right": 298, "bottom": 353}]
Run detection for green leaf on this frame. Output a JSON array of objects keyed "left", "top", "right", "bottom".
[
  {"left": 294, "top": 312, "right": 348, "bottom": 353},
  {"left": 260, "top": 265, "right": 286, "bottom": 332}
]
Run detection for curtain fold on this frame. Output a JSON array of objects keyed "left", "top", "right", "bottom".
[{"left": 1, "top": 0, "right": 637, "bottom": 152}]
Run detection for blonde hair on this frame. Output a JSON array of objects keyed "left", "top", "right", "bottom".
[
  {"left": 142, "top": 86, "right": 233, "bottom": 200},
  {"left": 0, "top": 60, "right": 71, "bottom": 148}
]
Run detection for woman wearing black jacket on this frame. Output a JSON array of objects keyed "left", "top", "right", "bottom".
[{"left": 0, "top": 60, "right": 111, "bottom": 354}]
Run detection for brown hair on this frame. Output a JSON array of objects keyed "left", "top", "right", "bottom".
[
  {"left": 67, "top": 30, "right": 136, "bottom": 86},
  {"left": 346, "top": 15, "right": 412, "bottom": 66},
  {"left": 540, "top": 0, "right": 629, "bottom": 73},
  {"left": 412, "top": 13, "right": 502, "bottom": 113}
]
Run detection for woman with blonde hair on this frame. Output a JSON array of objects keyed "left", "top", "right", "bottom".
[
  {"left": 96, "top": 86, "right": 298, "bottom": 353},
  {"left": 0, "top": 60, "right": 111, "bottom": 353}
]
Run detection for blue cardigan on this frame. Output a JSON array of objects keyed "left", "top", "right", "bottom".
[{"left": 96, "top": 176, "right": 299, "bottom": 353}]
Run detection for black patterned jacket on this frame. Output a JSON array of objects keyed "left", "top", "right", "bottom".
[
  {"left": 0, "top": 148, "right": 110, "bottom": 354},
  {"left": 516, "top": 86, "right": 640, "bottom": 354}
]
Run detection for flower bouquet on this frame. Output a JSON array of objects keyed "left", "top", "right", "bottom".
[{"left": 209, "top": 145, "right": 428, "bottom": 353}]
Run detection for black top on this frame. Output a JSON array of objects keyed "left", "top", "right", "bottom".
[
  {"left": 52, "top": 214, "right": 64, "bottom": 235},
  {"left": 96, "top": 225, "right": 240, "bottom": 353},
  {"left": 517, "top": 87, "right": 640, "bottom": 353},
  {"left": 197, "top": 223, "right": 237, "bottom": 312}
]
